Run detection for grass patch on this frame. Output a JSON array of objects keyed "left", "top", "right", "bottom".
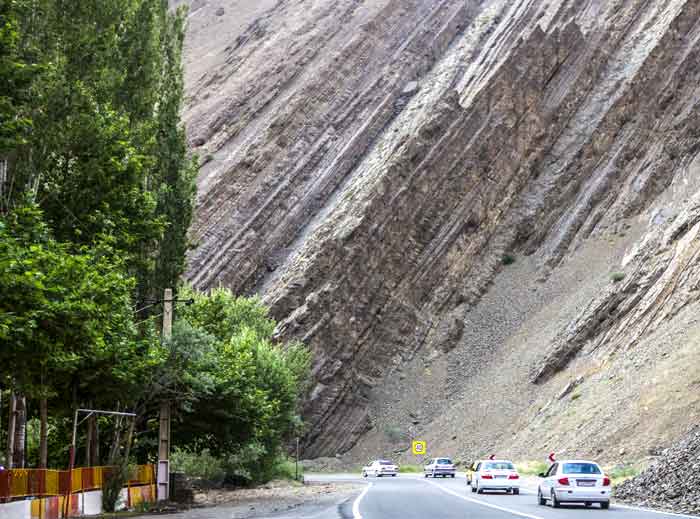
[
  {"left": 607, "top": 464, "right": 639, "bottom": 485},
  {"left": 610, "top": 272, "right": 626, "bottom": 283},
  {"left": 384, "top": 426, "right": 405, "bottom": 443},
  {"left": 516, "top": 460, "right": 549, "bottom": 476},
  {"left": 398, "top": 464, "right": 422, "bottom": 473},
  {"left": 270, "top": 457, "right": 304, "bottom": 481},
  {"left": 502, "top": 254, "right": 516, "bottom": 266},
  {"left": 171, "top": 447, "right": 226, "bottom": 484}
]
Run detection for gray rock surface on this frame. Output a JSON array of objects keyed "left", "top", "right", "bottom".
[
  {"left": 180, "top": 0, "right": 700, "bottom": 468},
  {"left": 616, "top": 427, "right": 700, "bottom": 515}
]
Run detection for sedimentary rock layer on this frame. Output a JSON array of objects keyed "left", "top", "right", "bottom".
[{"left": 184, "top": 0, "right": 700, "bottom": 459}]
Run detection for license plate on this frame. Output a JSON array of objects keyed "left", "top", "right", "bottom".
[
  {"left": 495, "top": 475, "right": 507, "bottom": 479},
  {"left": 577, "top": 481, "right": 595, "bottom": 487}
]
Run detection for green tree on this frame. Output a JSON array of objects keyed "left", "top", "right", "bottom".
[
  {"left": 0, "top": 0, "right": 35, "bottom": 155},
  {"left": 3, "top": 0, "right": 196, "bottom": 302},
  {"left": 0, "top": 203, "right": 150, "bottom": 466},
  {"left": 152, "top": 4, "right": 197, "bottom": 298},
  {"left": 172, "top": 287, "right": 311, "bottom": 483}
]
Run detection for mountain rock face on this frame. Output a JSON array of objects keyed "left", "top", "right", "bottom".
[{"left": 182, "top": 0, "right": 700, "bottom": 462}]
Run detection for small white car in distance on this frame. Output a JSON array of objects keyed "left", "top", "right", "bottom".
[
  {"left": 469, "top": 460, "right": 520, "bottom": 494},
  {"left": 362, "top": 459, "right": 398, "bottom": 477},
  {"left": 424, "top": 457, "right": 456, "bottom": 478},
  {"left": 537, "top": 460, "right": 611, "bottom": 509}
]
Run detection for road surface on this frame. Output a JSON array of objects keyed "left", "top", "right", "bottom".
[{"left": 301, "top": 473, "right": 700, "bottom": 519}]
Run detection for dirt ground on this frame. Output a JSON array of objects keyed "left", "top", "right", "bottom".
[{"left": 135, "top": 480, "right": 363, "bottom": 519}]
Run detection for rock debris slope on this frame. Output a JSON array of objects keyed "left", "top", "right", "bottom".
[
  {"left": 183, "top": 0, "right": 700, "bottom": 461},
  {"left": 616, "top": 426, "right": 700, "bottom": 515}
]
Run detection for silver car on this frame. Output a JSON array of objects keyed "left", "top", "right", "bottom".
[
  {"left": 537, "top": 460, "right": 611, "bottom": 509},
  {"left": 470, "top": 459, "right": 520, "bottom": 494},
  {"left": 424, "top": 457, "right": 456, "bottom": 478},
  {"left": 362, "top": 459, "right": 398, "bottom": 477}
]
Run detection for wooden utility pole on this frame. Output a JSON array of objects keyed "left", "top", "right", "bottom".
[{"left": 157, "top": 288, "right": 173, "bottom": 502}]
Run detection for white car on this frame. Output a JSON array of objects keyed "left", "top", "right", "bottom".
[
  {"left": 362, "top": 459, "right": 398, "bottom": 477},
  {"left": 423, "top": 457, "right": 456, "bottom": 478},
  {"left": 537, "top": 460, "right": 611, "bottom": 509},
  {"left": 469, "top": 460, "right": 520, "bottom": 494}
]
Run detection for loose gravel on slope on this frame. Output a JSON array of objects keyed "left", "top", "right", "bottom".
[{"left": 615, "top": 426, "right": 700, "bottom": 516}]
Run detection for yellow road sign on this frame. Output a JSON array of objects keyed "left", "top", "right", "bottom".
[{"left": 412, "top": 440, "right": 426, "bottom": 455}]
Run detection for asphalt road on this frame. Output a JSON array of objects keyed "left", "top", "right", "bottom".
[{"left": 304, "top": 473, "right": 700, "bottom": 519}]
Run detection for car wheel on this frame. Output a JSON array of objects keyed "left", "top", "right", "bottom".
[
  {"left": 362, "top": 471, "right": 367, "bottom": 478},
  {"left": 377, "top": 474, "right": 382, "bottom": 478},
  {"left": 601, "top": 502, "right": 610, "bottom": 510},
  {"left": 424, "top": 473, "right": 429, "bottom": 478},
  {"left": 551, "top": 490, "right": 560, "bottom": 508},
  {"left": 538, "top": 488, "right": 546, "bottom": 506},
  {"left": 451, "top": 474, "right": 455, "bottom": 478},
  {"left": 392, "top": 474, "right": 396, "bottom": 477},
  {"left": 585, "top": 502, "right": 592, "bottom": 507},
  {"left": 513, "top": 489, "right": 520, "bottom": 495}
]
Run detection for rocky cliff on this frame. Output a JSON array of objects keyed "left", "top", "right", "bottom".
[{"left": 182, "top": 0, "right": 700, "bottom": 463}]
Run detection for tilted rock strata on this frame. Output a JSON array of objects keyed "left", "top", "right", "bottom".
[{"left": 184, "top": 0, "right": 700, "bottom": 458}]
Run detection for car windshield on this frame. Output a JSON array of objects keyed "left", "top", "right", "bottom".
[
  {"left": 563, "top": 463, "right": 601, "bottom": 474},
  {"left": 437, "top": 459, "right": 452, "bottom": 464},
  {"left": 484, "top": 462, "right": 514, "bottom": 470},
  {"left": 379, "top": 460, "right": 394, "bottom": 465}
]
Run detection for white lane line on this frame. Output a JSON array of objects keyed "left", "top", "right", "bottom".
[
  {"left": 352, "top": 482, "right": 372, "bottom": 519},
  {"left": 615, "top": 503, "right": 700, "bottom": 518},
  {"left": 425, "top": 480, "right": 545, "bottom": 519}
]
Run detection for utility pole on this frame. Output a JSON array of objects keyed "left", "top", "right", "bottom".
[
  {"left": 157, "top": 288, "right": 173, "bottom": 502},
  {"left": 295, "top": 438, "right": 300, "bottom": 481}
]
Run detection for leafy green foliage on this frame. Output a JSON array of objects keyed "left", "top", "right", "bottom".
[
  {"left": 170, "top": 446, "right": 226, "bottom": 484},
  {"left": 611, "top": 272, "right": 626, "bottom": 283},
  {"left": 102, "top": 463, "right": 130, "bottom": 513},
  {"left": 172, "top": 287, "right": 311, "bottom": 484},
  {"left": 0, "top": 1, "right": 311, "bottom": 484},
  {"left": 2, "top": 0, "right": 196, "bottom": 302},
  {"left": 516, "top": 460, "right": 550, "bottom": 476},
  {"left": 608, "top": 464, "right": 639, "bottom": 485},
  {"left": 0, "top": 204, "right": 139, "bottom": 401},
  {"left": 0, "top": 0, "right": 36, "bottom": 153}
]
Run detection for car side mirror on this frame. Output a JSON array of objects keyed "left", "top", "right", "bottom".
[{"left": 538, "top": 472, "right": 546, "bottom": 478}]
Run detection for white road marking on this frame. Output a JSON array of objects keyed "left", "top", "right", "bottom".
[
  {"left": 615, "top": 503, "right": 700, "bottom": 518},
  {"left": 425, "top": 480, "right": 545, "bottom": 519},
  {"left": 352, "top": 483, "right": 372, "bottom": 519}
]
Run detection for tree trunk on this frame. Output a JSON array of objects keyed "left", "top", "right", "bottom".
[
  {"left": 6, "top": 393, "right": 16, "bottom": 469},
  {"left": 108, "top": 415, "right": 123, "bottom": 465},
  {"left": 123, "top": 417, "right": 136, "bottom": 462},
  {"left": 39, "top": 397, "right": 48, "bottom": 468},
  {"left": 12, "top": 395, "right": 26, "bottom": 468}
]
